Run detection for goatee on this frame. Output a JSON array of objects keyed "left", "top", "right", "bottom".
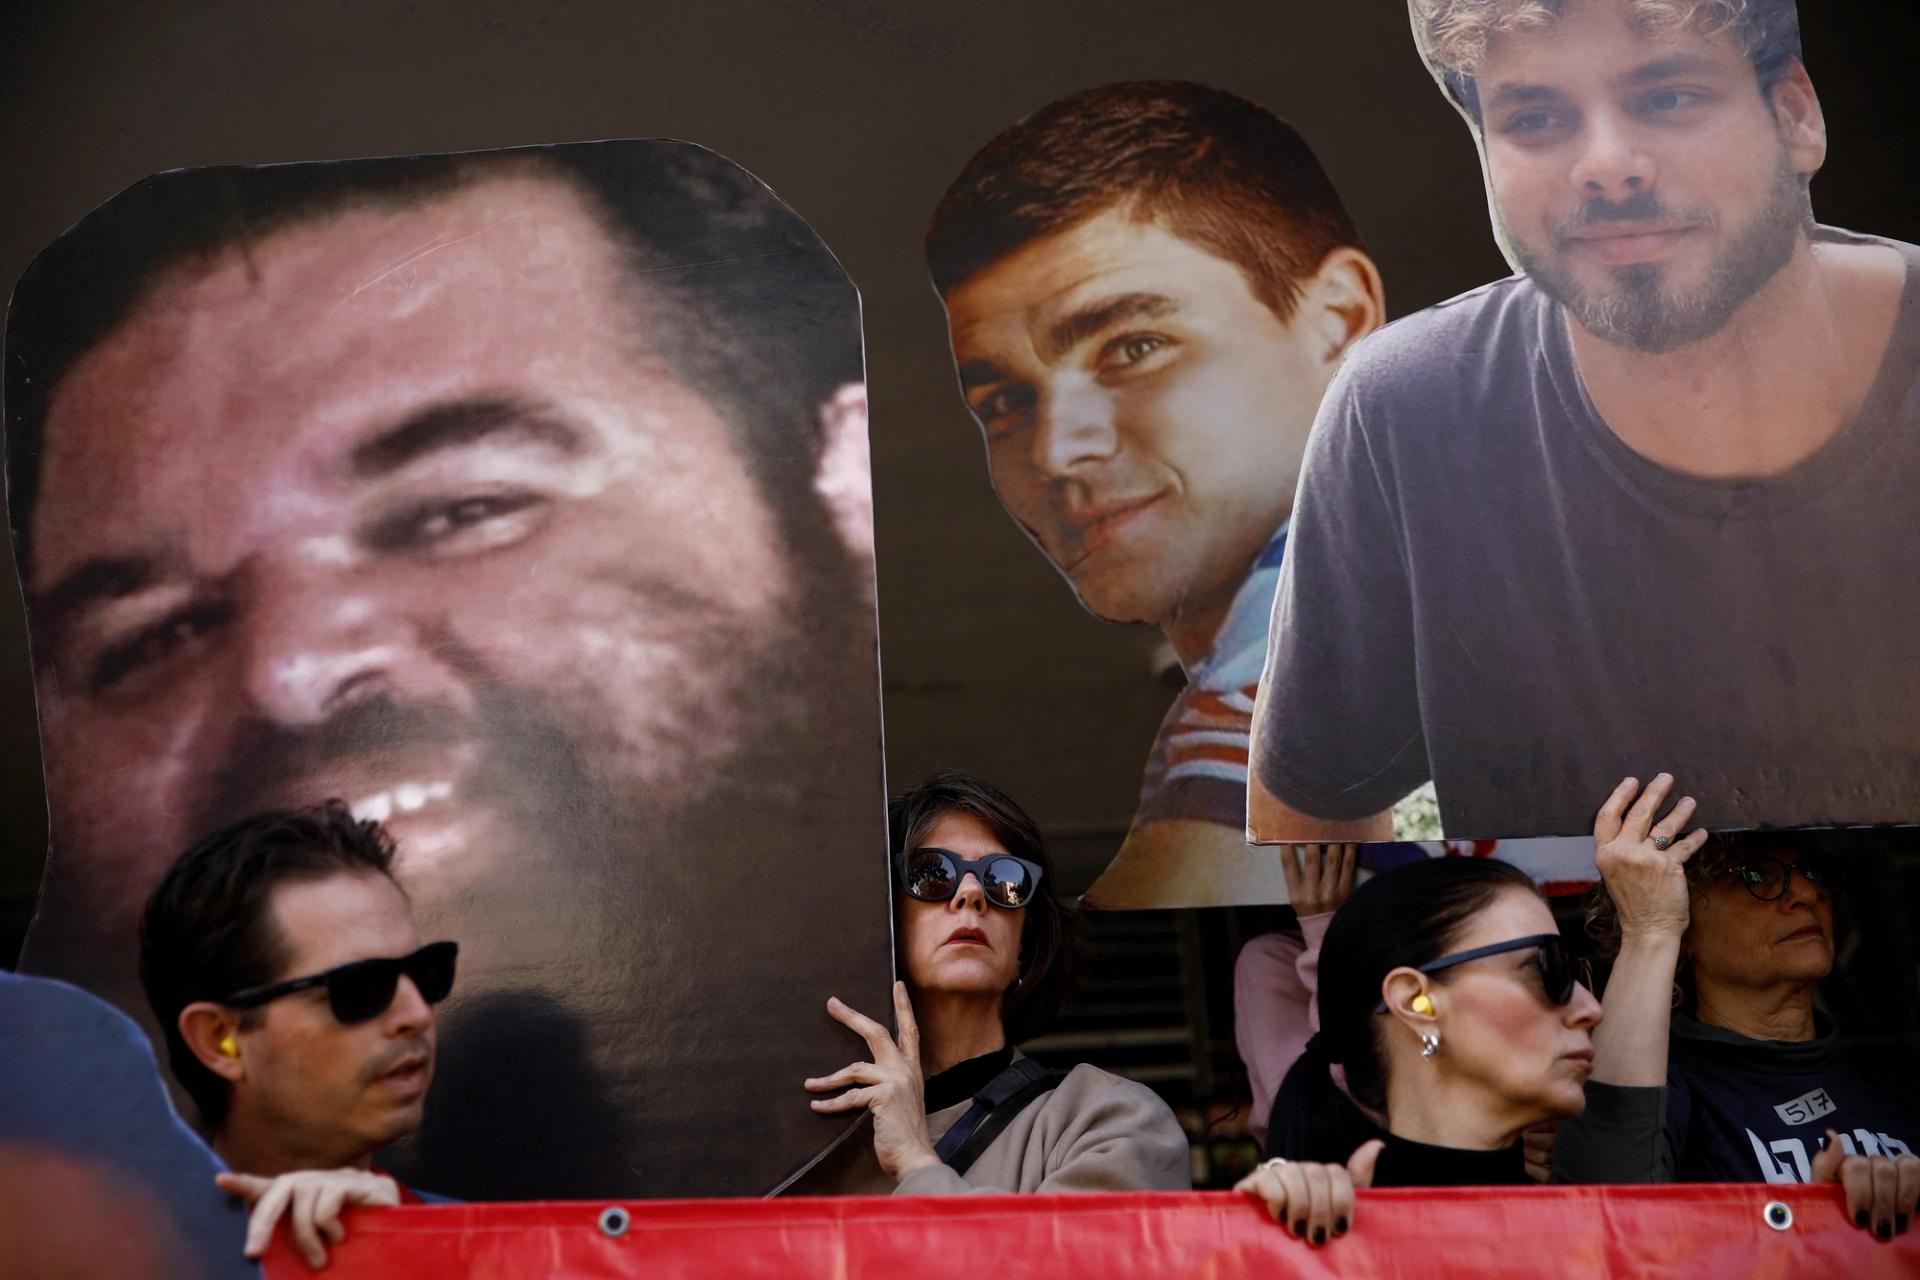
[{"left": 1512, "top": 150, "right": 1810, "bottom": 354}]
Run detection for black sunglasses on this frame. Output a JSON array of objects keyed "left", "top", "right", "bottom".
[
  {"left": 220, "top": 940, "right": 459, "bottom": 1026},
  {"left": 901, "top": 848, "right": 1045, "bottom": 910},
  {"left": 1374, "top": 934, "right": 1575, "bottom": 1013},
  {"left": 1725, "top": 857, "right": 1844, "bottom": 902}
]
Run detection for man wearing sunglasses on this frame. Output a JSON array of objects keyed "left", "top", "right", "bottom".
[
  {"left": 1560, "top": 776, "right": 1919, "bottom": 1243},
  {"left": 139, "top": 801, "right": 457, "bottom": 1266}
]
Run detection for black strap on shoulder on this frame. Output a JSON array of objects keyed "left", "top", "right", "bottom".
[{"left": 935, "top": 1057, "right": 1065, "bottom": 1177}]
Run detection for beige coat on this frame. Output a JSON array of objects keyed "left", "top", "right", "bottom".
[{"left": 795, "top": 1061, "right": 1192, "bottom": 1195}]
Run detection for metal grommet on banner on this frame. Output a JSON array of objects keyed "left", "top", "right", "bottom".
[
  {"left": 1762, "top": 1200, "right": 1793, "bottom": 1232},
  {"left": 599, "top": 1205, "right": 632, "bottom": 1238}
]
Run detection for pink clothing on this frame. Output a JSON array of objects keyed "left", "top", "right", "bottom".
[{"left": 1232, "top": 913, "right": 1331, "bottom": 1146}]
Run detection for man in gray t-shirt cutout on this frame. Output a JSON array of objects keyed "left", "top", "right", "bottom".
[{"left": 1250, "top": 0, "right": 1920, "bottom": 841}]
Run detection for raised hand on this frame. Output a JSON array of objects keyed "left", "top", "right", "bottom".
[
  {"left": 804, "top": 981, "right": 942, "bottom": 1182},
  {"left": 1281, "top": 843, "right": 1359, "bottom": 919},
  {"left": 1593, "top": 774, "right": 1707, "bottom": 941},
  {"left": 216, "top": 1168, "right": 399, "bottom": 1269}
]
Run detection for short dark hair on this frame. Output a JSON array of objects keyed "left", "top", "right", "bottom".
[
  {"left": 1267, "top": 857, "right": 1541, "bottom": 1161},
  {"left": 138, "top": 801, "right": 400, "bottom": 1132},
  {"left": 924, "top": 80, "right": 1365, "bottom": 324},
  {"left": 888, "top": 768, "right": 1076, "bottom": 1044},
  {"left": 3, "top": 141, "right": 861, "bottom": 570},
  {"left": 1410, "top": 0, "right": 1805, "bottom": 121}
]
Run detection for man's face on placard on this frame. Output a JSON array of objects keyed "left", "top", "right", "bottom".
[
  {"left": 25, "top": 172, "right": 803, "bottom": 957},
  {"left": 1475, "top": 1, "right": 1822, "bottom": 352},
  {"left": 944, "top": 210, "right": 1334, "bottom": 630}
]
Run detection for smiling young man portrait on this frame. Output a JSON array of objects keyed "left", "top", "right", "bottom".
[
  {"left": 4, "top": 139, "right": 891, "bottom": 1197},
  {"left": 927, "top": 81, "right": 1385, "bottom": 906},
  {"left": 1252, "top": 0, "right": 1920, "bottom": 842}
]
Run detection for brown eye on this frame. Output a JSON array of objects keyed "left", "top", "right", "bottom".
[
  {"left": 1097, "top": 332, "right": 1173, "bottom": 374},
  {"left": 90, "top": 601, "right": 234, "bottom": 694},
  {"left": 364, "top": 491, "right": 548, "bottom": 557},
  {"left": 972, "top": 384, "right": 1035, "bottom": 427},
  {"left": 1638, "top": 87, "right": 1707, "bottom": 116}
]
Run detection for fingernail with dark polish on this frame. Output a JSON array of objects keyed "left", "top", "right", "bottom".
[
  {"left": 1857, "top": 1210, "right": 1871, "bottom": 1226},
  {"left": 1334, "top": 1217, "right": 1348, "bottom": 1235},
  {"left": 1897, "top": 1214, "right": 1909, "bottom": 1233},
  {"left": 1877, "top": 1221, "right": 1892, "bottom": 1240},
  {"left": 1292, "top": 1219, "right": 1305, "bottom": 1237}
]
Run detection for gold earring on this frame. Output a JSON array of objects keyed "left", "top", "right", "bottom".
[
  {"left": 218, "top": 1033, "right": 239, "bottom": 1058},
  {"left": 1411, "top": 994, "right": 1434, "bottom": 1016}
]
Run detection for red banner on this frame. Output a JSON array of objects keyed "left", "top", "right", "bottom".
[{"left": 264, "top": 1184, "right": 1916, "bottom": 1279}]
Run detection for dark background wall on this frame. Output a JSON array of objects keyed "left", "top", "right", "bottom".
[{"left": 3, "top": 0, "right": 1917, "bottom": 963}]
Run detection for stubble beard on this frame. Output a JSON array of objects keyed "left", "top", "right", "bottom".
[
  {"left": 21, "top": 541, "right": 859, "bottom": 1003},
  {"left": 1512, "top": 150, "right": 1810, "bottom": 354}
]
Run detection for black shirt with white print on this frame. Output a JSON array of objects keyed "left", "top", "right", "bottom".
[{"left": 1555, "top": 1010, "right": 1917, "bottom": 1185}]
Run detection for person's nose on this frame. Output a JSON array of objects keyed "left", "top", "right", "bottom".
[
  {"left": 948, "top": 872, "right": 988, "bottom": 913},
  {"left": 1569, "top": 111, "right": 1657, "bottom": 202},
  {"left": 1032, "top": 378, "right": 1121, "bottom": 480},
  {"left": 1779, "top": 864, "right": 1820, "bottom": 909},
  {"left": 1567, "top": 981, "right": 1603, "bottom": 1031},
  {"left": 385, "top": 974, "right": 434, "bottom": 1039},
  {"left": 238, "top": 556, "right": 462, "bottom": 726}
]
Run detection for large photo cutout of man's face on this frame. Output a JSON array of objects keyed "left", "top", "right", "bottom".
[
  {"left": 4, "top": 141, "right": 891, "bottom": 1198},
  {"left": 1252, "top": 0, "right": 1920, "bottom": 843},
  {"left": 928, "top": 82, "right": 1388, "bottom": 907}
]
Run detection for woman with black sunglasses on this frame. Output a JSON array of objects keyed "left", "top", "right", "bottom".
[
  {"left": 1557, "top": 774, "right": 1920, "bottom": 1242},
  {"left": 1238, "top": 856, "right": 1602, "bottom": 1243},
  {"left": 799, "top": 769, "right": 1189, "bottom": 1194}
]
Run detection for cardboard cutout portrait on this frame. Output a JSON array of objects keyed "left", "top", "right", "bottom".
[
  {"left": 926, "top": 82, "right": 1390, "bottom": 908},
  {"left": 1252, "top": 0, "right": 1920, "bottom": 842},
  {"left": 3, "top": 140, "right": 892, "bottom": 1198},
  {"left": 0, "top": 973, "right": 255, "bottom": 1280}
]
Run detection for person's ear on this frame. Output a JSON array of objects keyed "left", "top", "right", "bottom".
[
  {"left": 1380, "top": 967, "right": 1439, "bottom": 1034},
  {"left": 1767, "top": 58, "right": 1826, "bottom": 178},
  {"left": 812, "top": 381, "right": 874, "bottom": 566},
  {"left": 1299, "top": 247, "right": 1386, "bottom": 368},
  {"left": 179, "top": 1002, "right": 247, "bottom": 1085}
]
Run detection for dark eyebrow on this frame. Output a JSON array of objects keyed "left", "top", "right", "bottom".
[
  {"left": 1484, "top": 82, "right": 1565, "bottom": 110},
  {"left": 1040, "top": 292, "right": 1177, "bottom": 362},
  {"left": 1488, "top": 55, "right": 1724, "bottom": 110},
  {"left": 30, "top": 555, "right": 162, "bottom": 637},
  {"left": 958, "top": 359, "right": 1007, "bottom": 393},
  {"left": 1619, "top": 54, "right": 1721, "bottom": 87},
  {"left": 349, "top": 396, "right": 585, "bottom": 478}
]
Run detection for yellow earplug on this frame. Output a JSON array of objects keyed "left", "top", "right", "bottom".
[
  {"left": 218, "top": 1033, "right": 239, "bottom": 1058},
  {"left": 1411, "top": 994, "right": 1434, "bottom": 1016}
]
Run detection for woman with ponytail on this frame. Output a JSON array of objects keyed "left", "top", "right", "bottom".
[{"left": 1236, "top": 857, "right": 1601, "bottom": 1243}]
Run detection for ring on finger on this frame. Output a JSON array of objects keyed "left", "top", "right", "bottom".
[
  {"left": 1652, "top": 835, "right": 1673, "bottom": 850},
  {"left": 1260, "top": 1157, "right": 1290, "bottom": 1174}
]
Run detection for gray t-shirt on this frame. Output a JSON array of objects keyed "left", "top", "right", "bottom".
[{"left": 1255, "top": 229, "right": 1920, "bottom": 838}]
